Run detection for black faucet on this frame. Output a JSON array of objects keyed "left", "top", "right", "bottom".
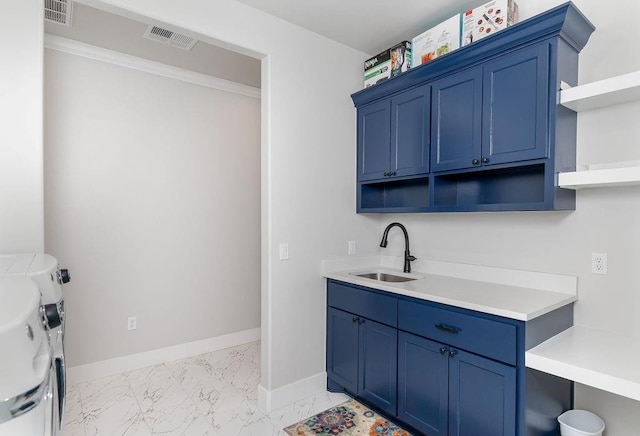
[{"left": 379, "top": 222, "right": 416, "bottom": 273}]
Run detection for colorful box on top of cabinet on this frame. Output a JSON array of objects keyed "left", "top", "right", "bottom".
[
  {"left": 462, "top": 0, "right": 519, "bottom": 46},
  {"left": 363, "top": 41, "right": 412, "bottom": 88},
  {"left": 411, "top": 15, "right": 461, "bottom": 68},
  {"left": 390, "top": 41, "right": 412, "bottom": 76},
  {"left": 364, "top": 50, "right": 390, "bottom": 88}
]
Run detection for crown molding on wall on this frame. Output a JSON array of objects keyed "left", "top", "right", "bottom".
[{"left": 44, "top": 34, "right": 261, "bottom": 99}]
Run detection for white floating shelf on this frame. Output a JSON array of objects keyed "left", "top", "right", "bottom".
[
  {"left": 526, "top": 326, "right": 640, "bottom": 402},
  {"left": 559, "top": 166, "right": 640, "bottom": 189},
  {"left": 560, "top": 71, "right": 640, "bottom": 112}
]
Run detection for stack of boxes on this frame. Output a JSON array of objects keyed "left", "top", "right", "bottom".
[
  {"left": 411, "top": 15, "right": 461, "bottom": 69},
  {"left": 363, "top": 0, "right": 518, "bottom": 88},
  {"left": 461, "top": 0, "right": 519, "bottom": 47},
  {"left": 364, "top": 41, "right": 412, "bottom": 88}
]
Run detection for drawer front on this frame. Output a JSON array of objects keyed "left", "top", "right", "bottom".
[
  {"left": 398, "top": 299, "right": 516, "bottom": 365},
  {"left": 327, "top": 280, "right": 397, "bottom": 327}
]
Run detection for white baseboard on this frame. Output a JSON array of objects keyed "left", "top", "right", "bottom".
[
  {"left": 67, "top": 327, "right": 261, "bottom": 385},
  {"left": 258, "top": 371, "right": 327, "bottom": 412}
]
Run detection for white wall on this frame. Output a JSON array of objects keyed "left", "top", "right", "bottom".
[
  {"left": 0, "top": 1, "right": 44, "bottom": 252},
  {"left": 13, "top": 0, "right": 639, "bottom": 431},
  {"left": 44, "top": 49, "right": 261, "bottom": 366},
  {"left": 380, "top": 1, "right": 640, "bottom": 434},
  {"left": 65, "top": 0, "right": 382, "bottom": 401}
]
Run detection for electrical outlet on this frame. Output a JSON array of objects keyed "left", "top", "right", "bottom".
[
  {"left": 127, "top": 316, "right": 137, "bottom": 330},
  {"left": 591, "top": 253, "right": 608, "bottom": 275},
  {"left": 348, "top": 240, "right": 356, "bottom": 255}
]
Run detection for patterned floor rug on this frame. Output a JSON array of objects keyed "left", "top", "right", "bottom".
[{"left": 283, "top": 398, "right": 412, "bottom": 435}]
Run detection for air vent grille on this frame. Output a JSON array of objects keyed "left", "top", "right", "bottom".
[
  {"left": 150, "top": 26, "right": 173, "bottom": 40},
  {"left": 44, "top": 0, "right": 73, "bottom": 26},
  {"left": 143, "top": 25, "right": 198, "bottom": 51}
]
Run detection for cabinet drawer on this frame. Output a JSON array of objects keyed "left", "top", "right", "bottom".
[
  {"left": 398, "top": 299, "right": 516, "bottom": 365},
  {"left": 327, "top": 280, "right": 397, "bottom": 327}
]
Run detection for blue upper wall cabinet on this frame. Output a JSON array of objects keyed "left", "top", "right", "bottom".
[
  {"left": 432, "top": 44, "right": 550, "bottom": 173},
  {"left": 431, "top": 67, "right": 483, "bottom": 172},
  {"left": 482, "top": 43, "right": 550, "bottom": 167},
  {"left": 358, "top": 85, "right": 430, "bottom": 182},
  {"left": 351, "top": 2, "right": 594, "bottom": 213},
  {"left": 359, "top": 100, "right": 391, "bottom": 181},
  {"left": 392, "top": 86, "right": 431, "bottom": 178}
]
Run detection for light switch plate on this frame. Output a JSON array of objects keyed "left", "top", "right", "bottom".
[{"left": 279, "top": 243, "right": 289, "bottom": 260}]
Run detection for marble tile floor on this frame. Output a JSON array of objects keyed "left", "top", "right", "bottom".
[{"left": 63, "top": 341, "right": 348, "bottom": 435}]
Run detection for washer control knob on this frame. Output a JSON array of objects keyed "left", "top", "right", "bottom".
[
  {"left": 59, "top": 269, "right": 71, "bottom": 284},
  {"left": 44, "top": 303, "right": 62, "bottom": 329}
]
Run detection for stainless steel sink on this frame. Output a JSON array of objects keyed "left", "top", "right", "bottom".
[{"left": 355, "top": 272, "right": 417, "bottom": 283}]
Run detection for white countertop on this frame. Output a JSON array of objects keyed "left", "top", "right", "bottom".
[
  {"left": 526, "top": 326, "right": 640, "bottom": 402},
  {"left": 324, "top": 258, "right": 640, "bottom": 401},
  {"left": 322, "top": 257, "right": 577, "bottom": 321}
]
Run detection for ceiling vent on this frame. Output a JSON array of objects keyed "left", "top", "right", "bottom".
[
  {"left": 44, "top": 0, "right": 74, "bottom": 26},
  {"left": 143, "top": 25, "right": 198, "bottom": 51}
]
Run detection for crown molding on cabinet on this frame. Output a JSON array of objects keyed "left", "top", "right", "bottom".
[{"left": 44, "top": 34, "right": 261, "bottom": 99}]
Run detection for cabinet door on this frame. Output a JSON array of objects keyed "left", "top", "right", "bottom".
[
  {"left": 397, "top": 332, "right": 448, "bottom": 436},
  {"left": 391, "top": 85, "right": 430, "bottom": 177},
  {"left": 326, "top": 308, "right": 359, "bottom": 393},
  {"left": 431, "top": 66, "right": 483, "bottom": 172},
  {"left": 358, "top": 99, "right": 391, "bottom": 181},
  {"left": 482, "top": 43, "right": 550, "bottom": 165},
  {"left": 358, "top": 318, "right": 397, "bottom": 416},
  {"left": 449, "top": 349, "right": 516, "bottom": 436}
]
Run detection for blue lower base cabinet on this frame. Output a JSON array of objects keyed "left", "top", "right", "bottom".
[
  {"left": 398, "top": 332, "right": 449, "bottom": 435},
  {"left": 398, "top": 332, "right": 516, "bottom": 436},
  {"left": 449, "top": 348, "right": 516, "bottom": 436},
  {"left": 326, "top": 279, "right": 572, "bottom": 436},
  {"left": 326, "top": 308, "right": 359, "bottom": 393},
  {"left": 326, "top": 307, "right": 397, "bottom": 415},
  {"left": 359, "top": 319, "right": 397, "bottom": 415}
]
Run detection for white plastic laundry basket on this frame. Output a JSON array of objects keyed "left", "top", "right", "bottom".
[{"left": 558, "top": 410, "right": 605, "bottom": 436}]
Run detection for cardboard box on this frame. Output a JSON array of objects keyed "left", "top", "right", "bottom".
[
  {"left": 390, "top": 41, "right": 412, "bottom": 77},
  {"left": 462, "top": 0, "right": 518, "bottom": 46},
  {"left": 364, "top": 50, "right": 390, "bottom": 88},
  {"left": 411, "top": 15, "right": 461, "bottom": 68},
  {"left": 364, "top": 41, "right": 411, "bottom": 88}
]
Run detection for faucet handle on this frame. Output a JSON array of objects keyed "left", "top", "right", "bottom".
[{"left": 404, "top": 252, "right": 417, "bottom": 273}]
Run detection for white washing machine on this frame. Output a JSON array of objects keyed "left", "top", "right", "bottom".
[
  {"left": 0, "top": 276, "right": 53, "bottom": 436},
  {"left": 0, "top": 254, "right": 69, "bottom": 435}
]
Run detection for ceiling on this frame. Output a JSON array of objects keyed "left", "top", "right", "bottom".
[
  {"left": 45, "top": 1, "right": 490, "bottom": 86},
  {"left": 237, "top": 0, "right": 480, "bottom": 55},
  {"left": 45, "top": 3, "right": 261, "bottom": 88}
]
